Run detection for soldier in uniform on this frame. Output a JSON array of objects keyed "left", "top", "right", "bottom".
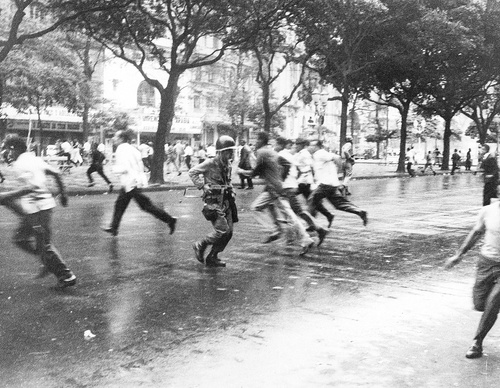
[{"left": 189, "top": 135, "right": 238, "bottom": 267}]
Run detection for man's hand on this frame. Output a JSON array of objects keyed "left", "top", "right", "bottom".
[
  {"left": 444, "top": 254, "right": 461, "bottom": 269},
  {"left": 59, "top": 193, "right": 69, "bottom": 207},
  {"left": 202, "top": 184, "right": 212, "bottom": 196}
]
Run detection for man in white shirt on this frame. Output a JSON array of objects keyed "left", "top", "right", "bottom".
[
  {"left": 0, "top": 136, "right": 76, "bottom": 289},
  {"left": 276, "top": 137, "right": 328, "bottom": 247},
  {"left": 103, "top": 130, "right": 177, "bottom": 236},
  {"left": 294, "top": 138, "right": 334, "bottom": 228},
  {"left": 308, "top": 139, "right": 368, "bottom": 226},
  {"left": 184, "top": 143, "right": 194, "bottom": 170},
  {"left": 445, "top": 192, "right": 500, "bottom": 359}
]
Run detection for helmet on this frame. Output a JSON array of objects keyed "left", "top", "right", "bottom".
[{"left": 215, "top": 135, "right": 236, "bottom": 151}]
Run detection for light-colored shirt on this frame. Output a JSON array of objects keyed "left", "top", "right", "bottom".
[
  {"left": 113, "top": 142, "right": 148, "bottom": 192},
  {"left": 475, "top": 199, "right": 500, "bottom": 261},
  {"left": 184, "top": 145, "right": 194, "bottom": 157},
  {"left": 12, "top": 152, "right": 56, "bottom": 214},
  {"left": 294, "top": 148, "right": 314, "bottom": 185},
  {"left": 312, "top": 148, "right": 342, "bottom": 187},
  {"left": 278, "top": 149, "right": 298, "bottom": 189}
]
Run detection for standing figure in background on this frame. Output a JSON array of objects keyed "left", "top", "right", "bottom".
[
  {"left": 433, "top": 148, "right": 441, "bottom": 166},
  {"left": 0, "top": 136, "right": 76, "bottom": 289},
  {"left": 138, "top": 141, "right": 151, "bottom": 172},
  {"left": 451, "top": 149, "right": 461, "bottom": 175},
  {"left": 479, "top": 144, "right": 499, "bottom": 206},
  {"left": 184, "top": 143, "right": 194, "bottom": 170},
  {"left": 237, "top": 140, "right": 254, "bottom": 190},
  {"left": 465, "top": 148, "right": 472, "bottom": 171},
  {"left": 341, "top": 138, "right": 355, "bottom": 195},
  {"left": 174, "top": 140, "right": 185, "bottom": 175},
  {"left": 103, "top": 130, "right": 177, "bottom": 237},
  {"left": 189, "top": 136, "right": 238, "bottom": 267},
  {"left": 87, "top": 142, "right": 113, "bottom": 193},
  {"left": 196, "top": 145, "right": 206, "bottom": 164}
]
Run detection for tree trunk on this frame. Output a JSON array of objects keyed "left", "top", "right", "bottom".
[
  {"left": 397, "top": 106, "right": 409, "bottom": 173},
  {"left": 150, "top": 72, "right": 180, "bottom": 184},
  {"left": 339, "top": 87, "right": 349, "bottom": 150},
  {"left": 441, "top": 118, "right": 452, "bottom": 170},
  {"left": 262, "top": 82, "right": 271, "bottom": 132}
]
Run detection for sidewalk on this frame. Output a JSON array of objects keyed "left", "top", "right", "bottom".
[{"left": 0, "top": 159, "right": 475, "bottom": 196}]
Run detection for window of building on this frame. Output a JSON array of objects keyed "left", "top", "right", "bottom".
[
  {"left": 193, "top": 96, "right": 201, "bottom": 110},
  {"left": 137, "top": 81, "right": 155, "bottom": 107}
]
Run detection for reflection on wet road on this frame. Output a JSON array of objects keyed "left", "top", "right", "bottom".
[{"left": 0, "top": 174, "right": 497, "bottom": 387}]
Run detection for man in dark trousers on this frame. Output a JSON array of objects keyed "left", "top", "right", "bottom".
[
  {"left": 445, "top": 190, "right": 500, "bottom": 359},
  {"left": 103, "top": 130, "right": 177, "bottom": 236},
  {"left": 479, "top": 144, "right": 499, "bottom": 206},
  {"left": 0, "top": 136, "right": 76, "bottom": 288},
  {"left": 451, "top": 149, "right": 461, "bottom": 175},
  {"left": 87, "top": 142, "right": 113, "bottom": 193},
  {"left": 237, "top": 140, "right": 254, "bottom": 190},
  {"left": 189, "top": 135, "right": 238, "bottom": 267}
]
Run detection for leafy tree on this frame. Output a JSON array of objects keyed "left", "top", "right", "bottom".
[
  {"left": 364, "top": 104, "right": 396, "bottom": 159},
  {"left": 0, "top": 0, "right": 132, "bottom": 63},
  {"left": 247, "top": 102, "right": 286, "bottom": 134},
  {"left": 297, "top": 0, "right": 387, "bottom": 150},
  {"left": 414, "top": 4, "right": 488, "bottom": 169},
  {"left": 78, "top": 0, "right": 299, "bottom": 183},
  {"left": 4, "top": 33, "right": 81, "bottom": 148},
  {"left": 241, "top": 23, "right": 310, "bottom": 133}
]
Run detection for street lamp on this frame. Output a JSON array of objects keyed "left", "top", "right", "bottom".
[{"left": 312, "top": 88, "right": 329, "bottom": 138}]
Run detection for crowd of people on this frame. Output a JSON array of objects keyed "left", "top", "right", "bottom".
[{"left": 1, "top": 131, "right": 500, "bottom": 362}]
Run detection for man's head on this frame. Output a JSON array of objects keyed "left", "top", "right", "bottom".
[
  {"left": 215, "top": 135, "right": 236, "bottom": 162},
  {"left": 254, "top": 131, "right": 270, "bottom": 150},
  {"left": 275, "top": 137, "right": 288, "bottom": 152},
  {"left": 482, "top": 144, "right": 490, "bottom": 154},
  {"left": 308, "top": 139, "right": 322, "bottom": 154},
  {"left": 239, "top": 140, "right": 246, "bottom": 146},
  {"left": 113, "top": 130, "right": 134, "bottom": 145},
  {"left": 3, "top": 136, "right": 27, "bottom": 163},
  {"left": 294, "top": 138, "right": 309, "bottom": 152}
]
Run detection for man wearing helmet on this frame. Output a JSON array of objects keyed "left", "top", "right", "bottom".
[{"left": 189, "top": 135, "right": 238, "bottom": 267}]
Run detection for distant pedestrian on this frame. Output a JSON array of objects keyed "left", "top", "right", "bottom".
[
  {"left": 87, "top": 143, "right": 113, "bottom": 193},
  {"left": 406, "top": 147, "right": 416, "bottom": 177},
  {"left": 164, "top": 143, "right": 177, "bottom": 174},
  {"left": 479, "top": 144, "right": 499, "bottom": 206},
  {"left": 465, "top": 148, "right": 472, "bottom": 171},
  {"left": 421, "top": 151, "right": 437, "bottom": 175},
  {"left": 341, "top": 138, "right": 355, "bottom": 195},
  {"left": 196, "top": 145, "right": 206, "bottom": 164},
  {"left": 174, "top": 140, "right": 184, "bottom": 175},
  {"left": 0, "top": 136, "right": 76, "bottom": 289},
  {"left": 0, "top": 170, "right": 4, "bottom": 183},
  {"left": 308, "top": 139, "right": 368, "bottom": 227},
  {"left": 138, "top": 141, "right": 151, "bottom": 172},
  {"left": 103, "top": 130, "right": 177, "bottom": 237},
  {"left": 433, "top": 148, "right": 441, "bottom": 166},
  {"left": 206, "top": 143, "right": 216, "bottom": 159},
  {"left": 445, "top": 192, "right": 500, "bottom": 359},
  {"left": 237, "top": 140, "right": 254, "bottom": 190},
  {"left": 451, "top": 149, "right": 461, "bottom": 175},
  {"left": 189, "top": 135, "right": 238, "bottom": 267},
  {"left": 184, "top": 143, "right": 194, "bottom": 170}
]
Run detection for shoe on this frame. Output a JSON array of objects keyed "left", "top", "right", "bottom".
[
  {"left": 326, "top": 214, "right": 334, "bottom": 229},
  {"left": 433, "top": 171, "right": 437, "bottom": 176},
  {"left": 360, "top": 211, "right": 368, "bottom": 226},
  {"left": 299, "top": 240, "right": 315, "bottom": 256},
  {"left": 87, "top": 182, "right": 95, "bottom": 187},
  {"left": 317, "top": 228, "right": 328, "bottom": 247},
  {"left": 169, "top": 217, "right": 177, "bottom": 235},
  {"left": 177, "top": 172, "right": 182, "bottom": 176},
  {"left": 238, "top": 186, "right": 245, "bottom": 189},
  {"left": 108, "top": 184, "right": 113, "bottom": 194},
  {"left": 57, "top": 273, "right": 77, "bottom": 289},
  {"left": 465, "top": 343, "right": 483, "bottom": 359},
  {"left": 103, "top": 227, "right": 118, "bottom": 236},
  {"left": 245, "top": 187, "right": 254, "bottom": 190},
  {"left": 206, "top": 259, "right": 226, "bottom": 267},
  {"left": 193, "top": 242, "right": 206, "bottom": 264},
  {"left": 263, "top": 233, "right": 280, "bottom": 244}
]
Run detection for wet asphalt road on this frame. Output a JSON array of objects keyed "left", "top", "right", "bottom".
[{"left": 1, "top": 174, "right": 499, "bottom": 387}]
